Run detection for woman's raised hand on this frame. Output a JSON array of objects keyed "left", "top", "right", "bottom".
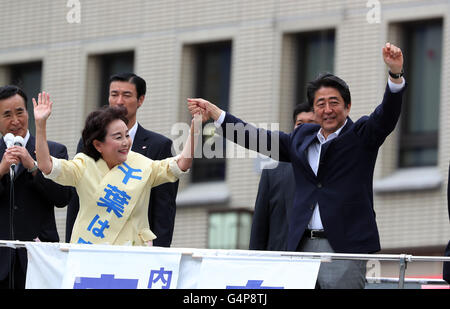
[{"left": 32, "top": 91, "right": 53, "bottom": 124}]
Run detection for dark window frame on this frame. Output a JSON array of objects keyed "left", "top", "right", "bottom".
[
  {"left": 191, "top": 41, "right": 232, "bottom": 183},
  {"left": 98, "top": 51, "right": 135, "bottom": 107},
  {"left": 296, "top": 29, "right": 335, "bottom": 107},
  {"left": 10, "top": 61, "right": 43, "bottom": 135},
  {"left": 398, "top": 18, "right": 442, "bottom": 167}
]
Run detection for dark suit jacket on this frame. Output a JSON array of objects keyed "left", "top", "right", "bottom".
[
  {"left": 0, "top": 135, "right": 72, "bottom": 280},
  {"left": 221, "top": 83, "right": 405, "bottom": 253},
  {"left": 443, "top": 163, "right": 450, "bottom": 283},
  {"left": 65, "top": 124, "right": 178, "bottom": 247},
  {"left": 249, "top": 162, "right": 294, "bottom": 251}
]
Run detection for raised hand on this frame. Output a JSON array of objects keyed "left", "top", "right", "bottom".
[
  {"left": 187, "top": 98, "right": 223, "bottom": 123},
  {"left": 175, "top": 113, "right": 203, "bottom": 172},
  {"left": 187, "top": 98, "right": 208, "bottom": 122},
  {"left": 382, "top": 42, "right": 403, "bottom": 74},
  {"left": 33, "top": 91, "right": 54, "bottom": 175},
  {"left": 32, "top": 91, "right": 53, "bottom": 124}
]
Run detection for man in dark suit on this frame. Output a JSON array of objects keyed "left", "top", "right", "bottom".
[
  {"left": 189, "top": 43, "right": 405, "bottom": 288},
  {"left": 66, "top": 73, "right": 178, "bottom": 247},
  {"left": 249, "top": 103, "right": 315, "bottom": 251},
  {"left": 443, "top": 163, "right": 450, "bottom": 284},
  {"left": 0, "top": 85, "right": 72, "bottom": 289}
]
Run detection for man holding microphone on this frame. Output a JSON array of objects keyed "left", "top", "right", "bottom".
[{"left": 0, "top": 85, "right": 72, "bottom": 289}]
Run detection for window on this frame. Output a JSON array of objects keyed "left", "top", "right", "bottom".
[
  {"left": 98, "top": 51, "right": 134, "bottom": 107},
  {"left": 208, "top": 209, "right": 253, "bottom": 249},
  {"left": 191, "top": 41, "right": 232, "bottom": 183},
  {"left": 296, "top": 30, "right": 335, "bottom": 106},
  {"left": 9, "top": 62, "right": 43, "bottom": 135},
  {"left": 399, "top": 19, "right": 442, "bottom": 167}
]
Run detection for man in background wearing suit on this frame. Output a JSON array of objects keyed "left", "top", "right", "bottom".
[
  {"left": 249, "top": 103, "right": 315, "bottom": 251},
  {"left": 66, "top": 73, "right": 178, "bottom": 247},
  {"left": 0, "top": 85, "right": 72, "bottom": 288},
  {"left": 188, "top": 42, "right": 405, "bottom": 288}
]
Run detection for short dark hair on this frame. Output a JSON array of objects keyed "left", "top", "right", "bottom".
[
  {"left": 293, "top": 102, "right": 313, "bottom": 123},
  {"left": 109, "top": 73, "right": 146, "bottom": 99},
  {"left": 81, "top": 105, "right": 129, "bottom": 161},
  {"left": 306, "top": 73, "right": 351, "bottom": 108},
  {"left": 0, "top": 85, "right": 28, "bottom": 109}
]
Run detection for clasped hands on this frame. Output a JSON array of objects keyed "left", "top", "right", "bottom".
[
  {"left": 0, "top": 145, "right": 36, "bottom": 176},
  {"left": 187, "top": 98, "right": 222, "bottom": 124}
]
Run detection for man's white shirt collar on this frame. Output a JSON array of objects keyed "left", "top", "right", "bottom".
[
  {"left": 23, "top": 130, "right": 30, "bottom": 146},
  {"left": 317, "top": 119, "right": 348, "bottom": 144},
  {"left": 129, "top": 121, "right": 138, "bottom": 144}
]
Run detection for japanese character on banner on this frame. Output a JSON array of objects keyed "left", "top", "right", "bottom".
[
  {"left": 87, "top": 214, "right": 110, "bottom": 239},
  {"left": 77, "top": 237, "right": 92, "bottom": 244},
  {"left": 118, "top": 162, "right": 142, "bottom": 184},
  {"left": 73, "top": 274, "right": 138, "bottom": 289},
  {"left": 97, "top": 184, "right": 131, "bottom": 218},
  {"left": 148, "top": 267, "right": 172, "bottom": 289}
]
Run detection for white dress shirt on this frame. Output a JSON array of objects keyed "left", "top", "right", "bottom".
[
  {"left": 307, "top": 121, "right": 347, "bottom": 229},
  {"left": 128, "top": 121, "right": 138, "bottom": 147}
]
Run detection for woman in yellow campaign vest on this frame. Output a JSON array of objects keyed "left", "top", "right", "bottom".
[{"left": 33, "top": 92, "right": 200, "bottom": 246}]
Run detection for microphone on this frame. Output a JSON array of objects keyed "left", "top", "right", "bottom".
[
  {"left": 9, "top": 135, "right": 25, "bottom": 171},
  {"left": 12, "top": 136, "right": 25, "bottom": 171},
  {"left": 4, "top": 133, "right": 16, "bottom": 172},
  {"left": 13, "top": 135, "right": 25, "bottom": 147},
  {"left": 4, "top": 133, "right": 14, "bottom": 148}
]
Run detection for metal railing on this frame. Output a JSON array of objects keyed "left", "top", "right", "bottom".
[
  {"left": 367, "top": 276, "right": 447, "bottom": 287},
  {"left": 278, "top": 251, "right": 450, "bottom": 288},
  {"left": 1, "top": 240, "right": 449, "bottom": 289}
]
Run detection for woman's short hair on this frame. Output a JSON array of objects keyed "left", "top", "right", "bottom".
[{"left": 81, "top": 105, "right": 128, "bottom": 160}]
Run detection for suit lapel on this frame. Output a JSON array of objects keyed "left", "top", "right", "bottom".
[
  {"left": 297, "top": 118, "right": 353, "bottom": 180},
  {"left": 0, "top": 139, "right": 6, "bottom": 156},
  {"left": 338, "top": 117, "right": 353, "bottom": 135},
  {"left": 131, "top": 124, "right": 149, "bottom": 155},
  {"left": 314, "top": 118, "right": 354, "bottom": 181},
  {"left": 319, "top": 117, "right": 353, "bottom": 163},
  {"left": 298, "top": 133, "right": 319, "bottom": 179},
  {"left": 25, "top": 135, "right": 36, "bottom": 160}
]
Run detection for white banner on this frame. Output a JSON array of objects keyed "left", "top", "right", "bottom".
[
  {"left": 23, "top": 243, "right": 321, "bottom": 289},
  {"left": 196, "top": 256, "right": 320, "bottom": 289},
  {"left": 25, "top": 242, "right": 67, "bottom": 289},
  {"left": 61, "top": 245, "right": 182, "bottom": 289}
]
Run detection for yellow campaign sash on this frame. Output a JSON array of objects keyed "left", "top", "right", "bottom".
[{"left": 74, "top": 154, "right": 150, "bottom": 245}]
